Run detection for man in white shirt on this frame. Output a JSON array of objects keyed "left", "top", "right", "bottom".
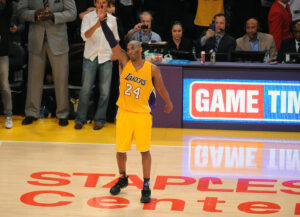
[{"left": 75, "top": 0, "right": 119, "bottom": 130}]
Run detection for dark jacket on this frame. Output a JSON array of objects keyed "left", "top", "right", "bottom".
[
  {"left": 277, "top": 37, "right": 298, "bottom": 62},
  {"left": 165, "top": 38, "right": 194, "bottom": 52},
  {"left": 204, "top": 33, "right": 236, "bottom": 54},
  {"left": 0, "top": 0, "right": 13, "bottom": 56}
]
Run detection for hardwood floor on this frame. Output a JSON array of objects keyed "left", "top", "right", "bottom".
[{"left": 0, "top": 116, "right": 299, "bottom": 217}]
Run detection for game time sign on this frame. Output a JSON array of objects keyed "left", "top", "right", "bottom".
[{"left": 183, "top": 79, "right": 300, "bottom": 128}]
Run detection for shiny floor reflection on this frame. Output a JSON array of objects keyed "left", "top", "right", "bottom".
[{"left": 182, "top": 136, "right": 300, "bottom": 178}]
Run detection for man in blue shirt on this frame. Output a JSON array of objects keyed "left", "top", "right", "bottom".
[{"left": 124, "top": 11, "right": 161, "bottom": 43}]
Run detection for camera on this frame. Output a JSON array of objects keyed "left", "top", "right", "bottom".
[{"left": 141, "top": 24, "right": 148, "bottom": 29}]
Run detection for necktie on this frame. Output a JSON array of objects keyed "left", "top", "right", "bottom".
[
  {"left": 214, "top": 35, "right": 220, "bottom": 52},
  {"left": 43, "top": 0, "right": 49, "bottom": 8},
  {"left": 298, "top": 43, "right": 300, "bottom": 53}
]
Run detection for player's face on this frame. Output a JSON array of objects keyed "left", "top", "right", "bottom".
[
  {"left": 95, "top": 0, "right": 107, "bottom": 10},
  {"left": 294, "top": 23, "right": 300, "bottom": 42},
  {"left": 246, "top": 19, "right": 258, "bottom": 40},
  {"left": 215, "top": 16, "right": 226, "bottom": 34},
  {"left": 127, "top": 44, "right": 142, "bottom": 61},
  {"left": 172, "top": 24, "right": 183, "bottom": 41}
]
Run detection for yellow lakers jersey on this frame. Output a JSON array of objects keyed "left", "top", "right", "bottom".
[
  {"left": 117, "top": 60, "right": 156, "bottom": 113},
  {"left": 194, "top": 0, "right": 224, "bottom": 27}
]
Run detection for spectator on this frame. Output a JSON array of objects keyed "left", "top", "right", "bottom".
[
  {"left": 0, "top": 0, "right": 13, "bottom": 129},
  {"left": 268, "top": 0, "right": 293, "bottom": 50},
  {"left": 124, "top": 11, "right": 161, "bottom": 43},
  {"left": 164, "top": 21, "right": 194, "bottom": 58},
  {"left": 236, "top": 18, "right": 277, "bottom": 61},
  {"left": 290, "top": 0, "right": 300, "bottom": 21},
  {"left": 74, "top": 0, "right": 119, "bottom": 130},
  {"left": 18, "top": 0, "right": 77, "bottom": 126},
  {"left": 199, "top": 13, "right": 236, "bottom": 55},
  {"left": 277, "top": 19, "right": 300, "bottom": 62}
]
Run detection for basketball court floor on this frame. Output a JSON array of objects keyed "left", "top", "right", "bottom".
[{"left": 0, "top": 116, "right": 299, "bottom": 217}]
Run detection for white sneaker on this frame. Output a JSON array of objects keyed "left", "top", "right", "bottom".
[{"left": 5, "top": 116, "right": 13, "bottom": 129}]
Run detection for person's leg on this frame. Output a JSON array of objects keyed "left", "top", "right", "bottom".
[
  {"left": 140, "top": 151, "right": 151, "bottom": 179},
  {"left": 24, "top": 49, "right": 47, "bottom": 119},
  {"left": 135, "top": 112, "right": 152, "bottom": 203},
  {"left": 110, "top": 109, "right": 133, "bottom": 195},
  {"left": 116, "top": 152, "right": 127, "bottom": 175},
  {"left": 94, "top": 60, "right": 113, "bottom": 127},
  {"left": 46, "top": 45, "right": 69, "bottom": 120},
  {"left": 75, "top": 58, "right": 98, "bottom": 125},
  {"left": 0, "top": 56, "right": 12, "bottom": 117},
  {"left": 140, "top": 150, "right": 152, "bottom": 203}
]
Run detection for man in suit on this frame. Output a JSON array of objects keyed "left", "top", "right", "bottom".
[
  {"left": 18, "top": 0, "right": 77, "bottom": 126},
  {"left": 199, "top": 13, "right": 236, "bottom": 57},
  {"left": 277, "top": 19, "right": 300, "bottom": 62},
  {"left": 236, "top": 18, "right": 277, "bottom": 61},
  {"left": 268, "top": 0, "right": 293, "bottom": 50}
]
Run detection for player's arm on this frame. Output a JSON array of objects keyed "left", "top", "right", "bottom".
[
  {"left": 97, "top": 8, "right": 129, "bottom": 70},
  {"left": 151, "top": 64, "right": 173, "bottom": 114}
]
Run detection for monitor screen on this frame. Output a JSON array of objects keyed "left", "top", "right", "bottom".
[
  {"left": 204, "top": 53, "right": 230, "bottom": 62},
  {"left": 231, "top": 50, "right": 266, "bottom": 63},
  {"left": 169, "top": 49, "right": 196, "bottom": 61}
]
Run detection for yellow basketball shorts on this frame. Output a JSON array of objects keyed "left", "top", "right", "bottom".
[{"left": 116, "top": 108, "right": 152, "bottom": 152}]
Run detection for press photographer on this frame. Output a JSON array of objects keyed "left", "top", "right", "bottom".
[{"left": 124, "top": 11, "right": 161, "bottom": 43}]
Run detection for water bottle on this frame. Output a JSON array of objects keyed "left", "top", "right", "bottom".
[
  {"left": 210, "top": 51, "right": 216, "bottom": 64},
  {"left": 285, "top": 53, "right": 290, "bottom": 63},
  {"left": 264, "top": 50, "right": 270, "bottom": 63}
]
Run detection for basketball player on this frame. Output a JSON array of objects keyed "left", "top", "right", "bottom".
[{"left": 97, "top": 8, "right": 173, "bottom": 203}]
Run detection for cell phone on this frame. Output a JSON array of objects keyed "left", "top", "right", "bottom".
[
  {"left": 141, "top": 24, "right": 148, "bottom": 29},
  {"left": 209, "top": 23, "right": 215, "bottom": 31}
]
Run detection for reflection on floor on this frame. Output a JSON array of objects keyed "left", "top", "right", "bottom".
[{"left": 0, "top": 116, "right": 299, "bottom": 217}]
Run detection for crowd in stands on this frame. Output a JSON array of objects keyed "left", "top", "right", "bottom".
[{"left": 0, "top": 0, "right": 299, "bottom": 129}]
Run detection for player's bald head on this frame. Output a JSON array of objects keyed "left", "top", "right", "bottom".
[{"left": 128, "top": 40, "right": 142, "bottom": 48}]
